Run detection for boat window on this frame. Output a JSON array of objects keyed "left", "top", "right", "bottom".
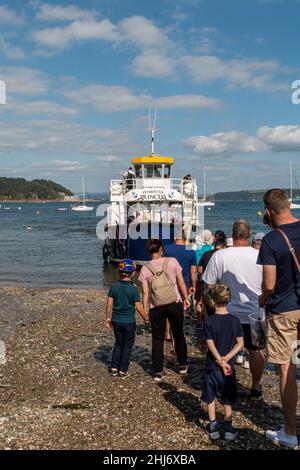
[
  {"left": 153, "top": 165, "right": 162, "bottom": 178},
  {"left": 134, "top": 165, "right": 142, "bottom": 178},
  {"left": 164, "top": 165, "right": 171, "bottom": 178},
  {"left": 144, "top": 165, "right": 154, "bottom": 178}
]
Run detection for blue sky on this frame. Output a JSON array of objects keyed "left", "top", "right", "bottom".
[{"left": 0, "top": 0, "right": 300, "bottom": 193}]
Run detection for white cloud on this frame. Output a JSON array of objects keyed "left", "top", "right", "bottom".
[
  {"left": 181, "top": 54, "right": 286, "bottom": 92},
  {"left": 1, "top": 99, "right": 79, "bottom": 116},
  {"left": 0, "top": 119, "right": 131, "bottom": 156},
  {"left": 0, "top": 35, "right": 26, "bottom": 60},
  {"left": 131, "top": 51, "right": 177, "bottom": 78},
  {"left": 32, "top": 19, "right": 122, "bottom": 50},
  {"left": 32, "top": 15, "right": 171, "bottom": 54},
  {"left": 63, "top": 84, "right": 151, "bottom": 112},
  {"left": 183, "top": 131, "right": 268, "bottom": 158},
  {"left": 0, "top": 67, "right": 49, "bottom": 96},
  {"left": 257, "top": 125, "right": 300, "bottom": 151},
  {"left": 31, "top": 160, "right": 88, "bottom": 172},
  {"left": 120, "top": 16, "right": 171, "bottom": 50},
  {"left": 0, "top": 5, "right": 24, "bottom": 25},
  {"left": 156, "top": 94, "right": 221, "bottom": 109},
  {"left": 33, "top": 2, "right": 97, "bottom": 22},
  {"left": 62, "top": 83, "right": 220, "bottom": 112},
  {"left": 96, "top": 156, "right": 121, "bottom": 162},
  {"left": 184, "top": 124, "right": 300, "bottom": 158}
]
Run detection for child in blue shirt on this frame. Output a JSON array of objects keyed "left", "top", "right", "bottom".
[
  {"left": 105, "top": 259, "right": 149, "bottom": 379},
  {"left": 202, "top": 284, "right": 244, "bottom": 441}
]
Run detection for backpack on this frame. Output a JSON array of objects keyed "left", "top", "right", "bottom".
[{"left": 145, "top": 258, "right": 177, "bottom": 307}]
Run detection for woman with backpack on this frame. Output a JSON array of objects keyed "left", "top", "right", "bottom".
[{"left": 139, "top": 239, "right": 190, "bottom": 382}]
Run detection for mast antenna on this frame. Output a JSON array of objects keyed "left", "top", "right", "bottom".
[{"left": 149, "top": 106, "right": 157, "bottom": 156}]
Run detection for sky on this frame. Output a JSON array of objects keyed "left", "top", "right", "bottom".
[{"left": 0, "top": 0, "right": 300, "bottom": 193}]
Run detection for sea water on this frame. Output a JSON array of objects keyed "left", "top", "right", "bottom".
[{"left": 0, "top": 200, "right": 269, "bottom": 288}]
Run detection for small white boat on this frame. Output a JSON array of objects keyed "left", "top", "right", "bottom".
[
  {"left": 198, "top": 171, "right": 215, "bottom": 207},
  {"left": 4, "top": 207, "right": 11, "bottom": 210},
  {"left": 289, "top": 161, "right": 300, "bottom": 209},
  {"left": 71, "top": 178, "right": 94, "bottom": 212},
  {"left": 58, "top": 208, "right": 68, "bottom": 211}
]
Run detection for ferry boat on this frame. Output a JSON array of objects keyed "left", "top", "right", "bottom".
[{"left": 103, "top": 129, "right": 202, "bottom": 264}]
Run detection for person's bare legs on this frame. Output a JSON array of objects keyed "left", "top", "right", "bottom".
[
  {"left": 207, "top": 401, "right": 216, "bottom": 421},
  {"left": 224, "top": 404, "right": 232, "bottom": 422},
  {"left": 249, "top": 349, "right": 265, "bottom": 390},
  {"left": 279, "top": 361, "right": 298, "bottom": 436}
]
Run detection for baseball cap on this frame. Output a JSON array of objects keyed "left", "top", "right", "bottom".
[
  {"left": 214, "top": 230, "right": 227, "bottom": 243},
  {"left": 209, "top": 284, "right": 231, "bottom": 305},
  {"left": 119, "top": 259, "right": 136, "bottom": 273},
  {"left": 253, "top": 232, "right": 265, "bottom": 242}
]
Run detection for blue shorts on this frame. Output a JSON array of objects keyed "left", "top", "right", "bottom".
[{"left": 202, "top": 369, "right": 237, "bottom": 405}]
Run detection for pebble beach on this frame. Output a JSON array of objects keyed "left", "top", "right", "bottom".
[{"left": 0, "top": 287, "right": 299, "bottom": 450}]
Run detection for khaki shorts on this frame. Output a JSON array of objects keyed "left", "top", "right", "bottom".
[{"left": 266, "top": 309, "right": 300, "bottom": 364}]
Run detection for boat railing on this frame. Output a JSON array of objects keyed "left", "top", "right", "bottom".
[{"left": 110, "top": 178, "right": 191, "bottom": 195}]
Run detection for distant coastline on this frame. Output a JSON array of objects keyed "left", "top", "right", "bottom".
[{"left": 0, "top": 177, "right": 74, "bottom": 202}]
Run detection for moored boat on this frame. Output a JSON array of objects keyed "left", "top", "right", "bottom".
[{"left": 103, "top": 128, "right": 202, "bottom": 264}]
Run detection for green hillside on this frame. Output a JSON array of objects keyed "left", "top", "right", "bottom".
[{"left": 0, "top": 178, "right": 73, "bottom": 201}]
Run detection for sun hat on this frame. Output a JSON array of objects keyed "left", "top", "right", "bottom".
[
  {"left": 253, "top": 232, "right": 265, "bottom": 242},
  {"left": 201, "top": 229, "right": 214, "bottom": 245}
]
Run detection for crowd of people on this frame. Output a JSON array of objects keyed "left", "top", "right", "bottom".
[{"left": 105, "top": 188, "right": 300, "bottom": 449}]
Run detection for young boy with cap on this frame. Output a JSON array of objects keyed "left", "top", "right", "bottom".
[
  {"left": 105, "top": 259, "right": 149, "bottom": 379},
  {"left": 202, "top": 284, "right": 244, "bottom": 441}
]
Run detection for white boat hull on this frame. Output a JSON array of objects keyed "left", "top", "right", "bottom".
[
  {"left": 71, "top": 205, "right": 94, "bottom": 212},
  {"left": 291, "top": 203, "right": 300, "bottom": 209},
  {"left": 198, "top": 201, "right": 215, "bottom": 207}
]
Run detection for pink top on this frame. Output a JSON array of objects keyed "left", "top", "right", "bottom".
[{"left": 139, "top": 257, "right": 183, "bottom": 309}]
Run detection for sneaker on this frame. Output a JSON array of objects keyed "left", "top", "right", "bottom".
[
  {"left": 153, "top": 372, "right": 166, "bottom": 382},
  {"left": 243, "top": 355, "right": 250, "bottom": 369},
  {"left": 109, "top": 368, "right": 118, "bottom": 377},
  {"left": 179, "top": 365, "right": 188, "bottom": 375},
  {"left": 119, "top": 371, "right": 131, "bottom": 379},
  {"left": 205, "top": 421, "right": 220, "bottom": 441},
  {"left": 224, "top": 422, "right": 238, "bottom": 441},
  {"left": 266, "top": 427, "right": 298, "bottom": 450},
  {"left": 250, "top": 386, "right": 263, "bottom": 401},
  {"left": 235, "top": 353, "right": 244, "bottom": 365}
]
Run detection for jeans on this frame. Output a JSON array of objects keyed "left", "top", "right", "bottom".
[
  {"left": 150, "top": 302, "right": 187, "bottom": 373},
  {"left": 111, "top": 322, "right": 136, "bottom": 373}
]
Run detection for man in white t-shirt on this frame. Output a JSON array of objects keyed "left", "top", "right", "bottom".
[{"left": 203, "top": 219, "right": 264, "bottom": 401}]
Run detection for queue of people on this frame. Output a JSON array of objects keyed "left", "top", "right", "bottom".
[{"left": 105, "top": 188, "right": 299, "bottom": 449}]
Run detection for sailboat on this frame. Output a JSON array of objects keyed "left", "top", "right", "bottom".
[
  {"left": 289, "top": 161, "right": 300, "bottom": 209},
  {"left": 198, "top": 171, "right": 215, "bottom": 207},
  {"left": 71, "top": 177, "right": 94, "bottom": 212}
]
